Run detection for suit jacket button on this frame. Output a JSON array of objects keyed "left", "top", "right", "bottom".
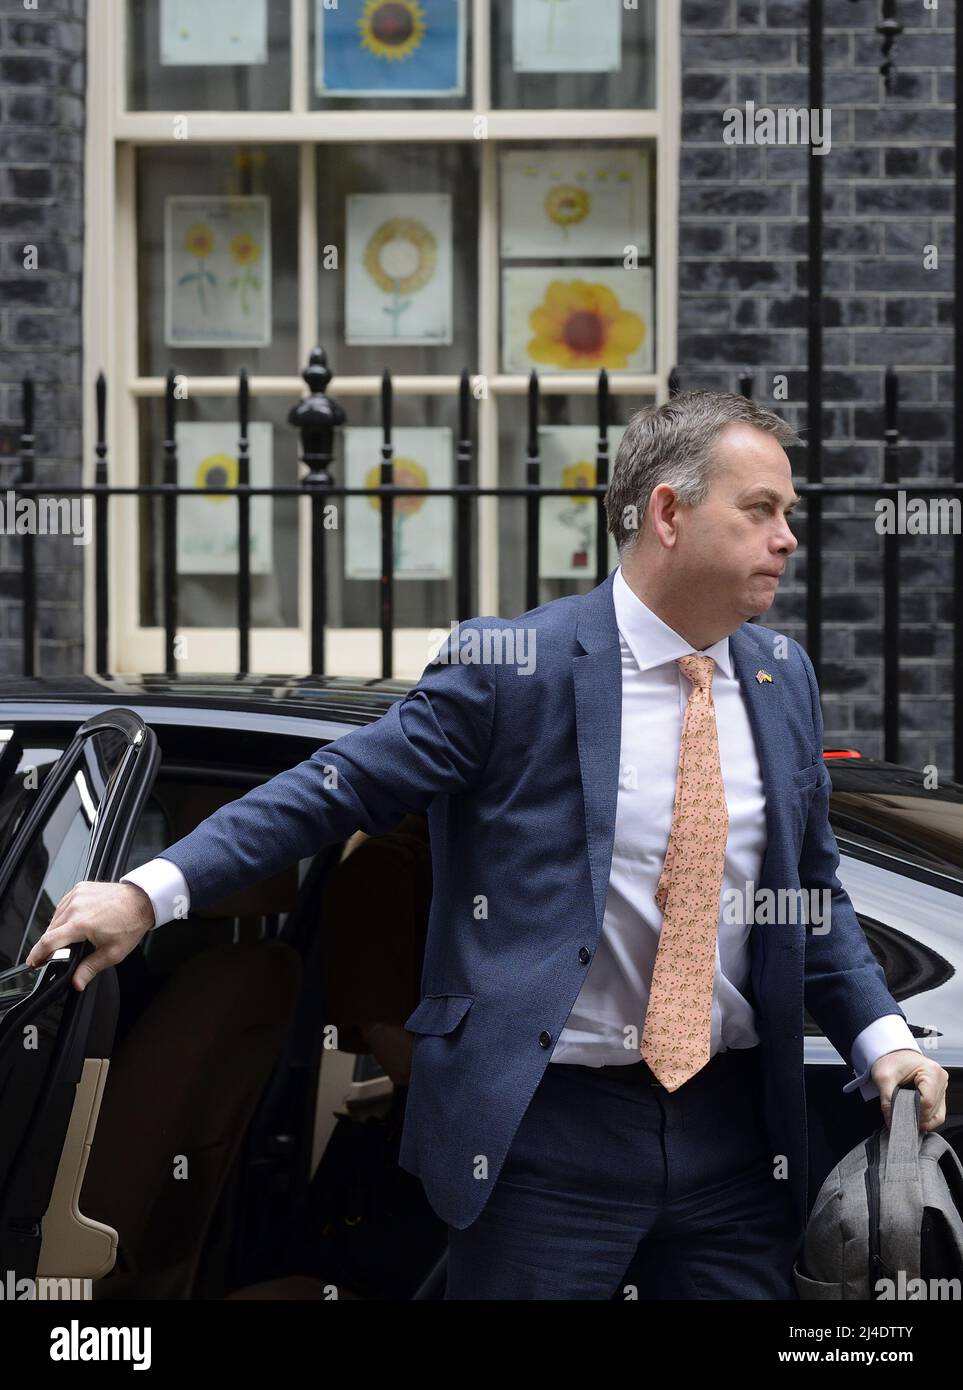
[
  {"left": 538, "top": 1031, "right": 552, "bottom": 1047},
  {"left": 578, "top": 947, "right": 590, "bottom": 964}
]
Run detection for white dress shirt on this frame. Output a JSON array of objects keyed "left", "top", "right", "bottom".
[{"left": 122, "top": 564, "right": 920, "bottom": 1101}]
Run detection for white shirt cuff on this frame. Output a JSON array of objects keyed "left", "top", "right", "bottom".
[
  {"left": 120, "top": 858, "right": 191, "bottom": 930},
  {"left": 842, "top": 1014, "right": 922, "bottom": 1101}
]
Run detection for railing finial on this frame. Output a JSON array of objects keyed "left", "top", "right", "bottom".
[{"left": 290, "top": 346, "right": 345, "bottom": 487}]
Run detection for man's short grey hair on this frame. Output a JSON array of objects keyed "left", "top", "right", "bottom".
[{"left": 605, "top": 391, "right": 802, "bottom": 554}]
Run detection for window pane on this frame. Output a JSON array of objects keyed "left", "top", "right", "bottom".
[
  {"left": 127, "top": 0, "right": 291, "bottom": 111},
  {"left": 0, "top": 729, "right": 131, "bottom": 968},
  {"left": 497, "top": 391, "right": 648, "bottom": 614},
  {"left": 0, "top": 731, "right": 67, "bottom": 861},
  {"left": 323, "top": 392, "right": 470, "bottom": 630},
  {"left": 498, "top": 139, "right": 656, "bottom": 376},
  {"left": 136, "top": 146, "right": 300, "bottom": 378},
  {"left": 311, "top": 0, "right": 472, "bottom": 111},
  {"left": 137, "top": 396, "right": 301, "bottom": 631},
  {"left": 316, "top": 142, "right": 479, "bottom": 376},
  {"left": 491, "top": 0, "right": 656, "bottom": 110}
]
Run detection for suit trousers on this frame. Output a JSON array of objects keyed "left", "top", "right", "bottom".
[{"left": 444, "top": 1043, "right": 803, "bottom": 1300}]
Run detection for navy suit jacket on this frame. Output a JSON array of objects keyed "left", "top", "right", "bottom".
[{"left": 157, "top": 570, "right": 908, "bottom": 1232}]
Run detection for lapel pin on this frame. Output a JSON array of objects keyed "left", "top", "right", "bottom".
[{"left": 755, "top": 669, "right": 773, "bottom": 684}]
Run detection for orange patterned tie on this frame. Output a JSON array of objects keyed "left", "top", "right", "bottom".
[{"left": 641, "top": 654, "right": 729, "bottom": 1091}]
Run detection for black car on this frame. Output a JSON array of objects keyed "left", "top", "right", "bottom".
[{"left": 0, "top": 673, "right": 960, "bottom": 1301}]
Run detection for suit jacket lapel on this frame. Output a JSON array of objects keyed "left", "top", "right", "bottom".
[
  {"left": 573, "top": 571, "right": 623, "bottom": 938},
  {"left": 729, "top": 626, "right": 795, "bottom": 893}
]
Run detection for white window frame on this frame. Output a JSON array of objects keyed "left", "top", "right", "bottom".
[{"left": 82, "top": 0, "right": 680, "bottom": 678}]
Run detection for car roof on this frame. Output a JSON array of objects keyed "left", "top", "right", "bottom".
[
  {"left": 0, "top": 672, "right": 417, "bottom": 738},
  {"left": 2, "top": 676, "right": 961, "bottom": 885},
  {"left": 1, "top": 675, "right": 961, "bottom": 793}
]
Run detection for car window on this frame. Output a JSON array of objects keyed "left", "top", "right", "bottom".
[
  {"left": 0, "top": 727, "right": 69, "bottom": 861},
  {"left": 119, "top": 795, "right": 173, "bottom": 876},
  {"left": 827, "top": 772, "right": 963, "bottom": 887},
  {"left": 0, "top": 727, "right": 133, "bottom": 971}
]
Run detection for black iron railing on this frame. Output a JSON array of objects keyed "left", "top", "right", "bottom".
[
  {"left": 7, "top": 346, "right": 963, "bottom": 778},
  {"left": 8, "top": 347, "right": 616, "bottom": 679}
]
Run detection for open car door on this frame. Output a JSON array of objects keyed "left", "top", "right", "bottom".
[{"left": 0, "top": 709, "right": 159, "bottom": 1285}]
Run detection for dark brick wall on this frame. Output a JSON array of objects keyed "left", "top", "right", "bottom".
[
  {"left": 0, "top": 0, "right": 86, "bottom": 675},
  {"left": 679, "top": 0, "right": 957, "bottom": 772},
  {"left": 0, "top": 0, "right": 957, "bottom": 772}
]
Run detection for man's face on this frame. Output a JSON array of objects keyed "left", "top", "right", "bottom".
[{"left": 669, "top": 421, "right": 800, "bottom": 623}]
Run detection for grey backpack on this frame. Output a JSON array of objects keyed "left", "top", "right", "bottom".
[{"left": 794, "top": 1084, "right": 963, "bottom": 1300}]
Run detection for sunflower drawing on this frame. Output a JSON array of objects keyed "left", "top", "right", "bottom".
[
  {"left": 363, "top": 217, "right": 438, "bottom": 335},
  {"left": 227, "top": 231, "right": 263, "bottom": 318},
  {"left": 528, "top": 280, "right": 646, "bottom": 370},
  {"left": 545, "top": 184, "right": 591, "bottom": 231},
  {"left": 364, "top": 456, "right": 428, "bottom": 570},
  {"left": 358, "top": 0, "right": 426, "bottom": 61},
  {"left": 558, "top": 460, "right": 596, "bottom": 568},
  {"left": 561, "top": 460, "right": 595, "bottom": 500},
  {"left": 195, "top": 453, "right": 238, "bottom": 501},
  {"left": 178, "top": 223, "right": 217, "bottom": 315}
]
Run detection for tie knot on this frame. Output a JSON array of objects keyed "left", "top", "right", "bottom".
[{"left": 677, "top": 653, "right": 716, "bottom": 691}]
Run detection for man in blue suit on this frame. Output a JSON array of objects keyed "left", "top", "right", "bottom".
[{"left": 32, "top": 391, "right": 948, "bottom": 1300}]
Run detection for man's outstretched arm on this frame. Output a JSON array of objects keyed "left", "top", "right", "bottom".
[
  {"left": 791, "top": 639, "right": 947, "bottom": 1133},
  {"left": 26, "top": 619, "right": 498, "bottom": 987}
]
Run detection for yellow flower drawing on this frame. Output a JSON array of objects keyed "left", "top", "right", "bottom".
[
  {"left": 364, "top": 458, "right": 428, "bottom": 515},
  {"left": 359, "top": 0, "right": 426, "bottom": 61},
  {"left": 227, "top": 232, "right": 262, "bottom": 317},
  {"left": 364, "top": 456, "right": 428, "bottom": 570},
  {"left": 558, "top": 458, "right": 599, "bottom": 567},
  {"left": 184, "top": 224, "right": 214, "bottom": 259},
  {"left": 528, "top": 280, "right": 646, "bottom": 370},
  {"left": 364, "top": 217, "right": 438, "bottom": 336},
  {"left": 562, "top": 460, "right": 596, "bottom": 502},
  {"left": 545, "top": 185, "right": 591, "bottom": 228},
  {"left": 364, "top": 218, "right": 437, "bottom": 294},
  {"left": 230, "top": 233, "right": 261, "bottom": 266},
  {"left": 196, "top": 453, "right": 238, "bottom": 501},
  {"left": 179, "top": 223, "right": 218, "bottom": 314}
]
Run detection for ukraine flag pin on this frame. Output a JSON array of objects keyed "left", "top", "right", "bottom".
[{"left": 755, "top": 669, "right": 773, "bottom": 684}]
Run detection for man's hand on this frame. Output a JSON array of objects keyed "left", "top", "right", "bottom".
[
  {"left": 361, "top": 1020, "right": 414, "bottom": 1087},
  {"left": 870, "top": 1049, "right": 948, "bottom": 1133},
  {"left": 24, "top": 881, "right": 156, "bottom": 992}
]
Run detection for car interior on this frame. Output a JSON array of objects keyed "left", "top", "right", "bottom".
[{"left": 0, "top": 719, "right": 448, "bottom": 1301}]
